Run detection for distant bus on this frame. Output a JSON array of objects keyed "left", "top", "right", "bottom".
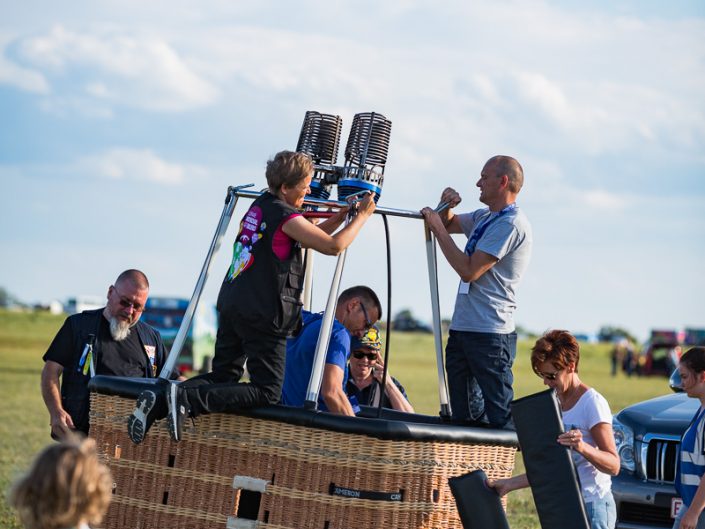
[{"left": 141, "top": 297, "right": 217, "bottom": 375}]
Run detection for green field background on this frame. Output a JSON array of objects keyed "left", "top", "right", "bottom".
[{"left": 0, "top": 310, "right": 669, "bottom": 528}]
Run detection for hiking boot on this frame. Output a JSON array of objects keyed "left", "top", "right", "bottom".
[
  {"left": 127, "top": 382, "right": 168, "bottom": 444},
  {"left": 166, "top": 382, "right": 191, "bottom": 443}
]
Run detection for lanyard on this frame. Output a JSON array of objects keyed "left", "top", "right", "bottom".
[{"left": 464, "top": 203, "right": 516, "bottom": 256}]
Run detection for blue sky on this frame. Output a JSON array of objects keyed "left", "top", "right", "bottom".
[{"left": 1, "top": 1, "right": 703, "bottom": 341}]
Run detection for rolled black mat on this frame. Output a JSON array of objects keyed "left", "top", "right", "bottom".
[
  {"left": 448, "top": 469, "right": 510, "bottom": 529},
  {"left": 511, "top": 389, "right": 589, "bottom": 529}
]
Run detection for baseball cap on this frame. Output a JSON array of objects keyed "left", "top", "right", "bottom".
[{"left": 350, "top": 325, "right": 381, "bottom": 351}]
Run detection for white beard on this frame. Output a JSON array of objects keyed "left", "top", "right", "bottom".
[{"left": 109, "top": 317, "right": 132, "bottom": 341}]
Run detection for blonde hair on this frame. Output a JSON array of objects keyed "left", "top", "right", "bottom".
[{"left": 9, "top": 435, "right": 112, "bottom": 529}]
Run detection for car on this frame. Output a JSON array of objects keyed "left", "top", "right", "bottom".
[
  {"left": 639, "top": 329, "right": 684, "bottom": 377},
  {"left": 612, "top": 373, "right": 697, "bottom": 528},
  {"left": 392, "top": 313, "right": 433, "bottom": 333}
]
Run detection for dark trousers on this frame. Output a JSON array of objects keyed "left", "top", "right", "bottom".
[
  {"left": 445, "top": 330, "right": 517, "bottom": 429},
  {"left": 183, "top": 310, "right": 287, "bottom": 417}
]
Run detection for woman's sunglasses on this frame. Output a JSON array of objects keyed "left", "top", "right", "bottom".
[
  {"left": 352, "top": 351, "right": 377, "bottom": 361},
  {"left": 536, "top": 369, "right": 561, "bottom": 381}
]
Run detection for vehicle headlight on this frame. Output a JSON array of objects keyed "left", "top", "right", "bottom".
[{"left": 613, "top": 416, "right": 635, "bottom": 472}]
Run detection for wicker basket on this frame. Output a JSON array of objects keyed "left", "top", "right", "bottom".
[{"left": 90, "top": 393, "right": 516, "bottom": 529}]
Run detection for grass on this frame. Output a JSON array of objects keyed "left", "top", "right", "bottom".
[
  {"left": 0, "top": 310, "right": 670, "bottom": 529},
  {"left": 0, "top": 310, "right": 65, "bottom": 529}
]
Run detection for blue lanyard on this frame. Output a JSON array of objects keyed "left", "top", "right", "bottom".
[{"left": 464, "top": 203, "right": 516, "bottom": 255}]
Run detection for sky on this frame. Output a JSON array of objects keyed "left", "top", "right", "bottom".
[{"left": 1, "top": 0, "right": 703, "bottom": 342}]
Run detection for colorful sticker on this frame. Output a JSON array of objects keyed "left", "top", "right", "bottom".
[
  {"left": 144, "top": 345, "right": 156, "bottom": 376},
  {"left": 227, "top": 206, "right": 266, "bottom": 281}
]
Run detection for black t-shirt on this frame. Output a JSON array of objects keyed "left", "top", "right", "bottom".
[
  {"left": 44, "top": 314, "right": 153, "bottom": 377},
  {"left": 345, "top": 374, "right": 410, "bottom": 409}
]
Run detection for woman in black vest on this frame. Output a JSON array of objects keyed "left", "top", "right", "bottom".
[{"left": 129, "top": 151, "right": 376, "bottom": 443}]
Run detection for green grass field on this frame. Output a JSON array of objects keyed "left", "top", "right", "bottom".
[{"left": 0, "top": 310, "right": 669, "bottom": 528}]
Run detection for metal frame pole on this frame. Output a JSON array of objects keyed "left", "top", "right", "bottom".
[
  {"left": 235, "top": 189, "right": 425, "bottom": 220},
  {"left": 302, "top": 248, "right": 314, "bottom": 311},
  {"left": 424, "top": 222, "right": 452, "bottom": 419},
  {"left": 304, "top": 245, "right": 347, "bottom": 409},
  {"left": 158, "top": 185, "right": 251, "bottom": 378}
]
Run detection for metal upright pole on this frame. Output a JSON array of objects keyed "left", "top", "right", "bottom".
[
  {"left": 424, "top": 222, "right": 452, "bottom": 419},
  {"left": 159, "top": 184, "right": 252, "bottom": 378},
  {"left": 302, "top": 248, "right": 314, "bottom": 311},
  {"left": 304, "top": 245, "right": 347, "bottom": 409}
]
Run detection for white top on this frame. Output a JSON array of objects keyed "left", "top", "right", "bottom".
[{"left": 561, "top": 388, "right": 613, "bottom": 502}]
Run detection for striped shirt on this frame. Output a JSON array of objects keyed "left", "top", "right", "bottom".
[{"left": 677, "top": 406, "right": 705, "bottom": 507}]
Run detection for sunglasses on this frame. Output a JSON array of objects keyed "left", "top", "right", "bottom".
[
  {"left": 112, "top": 286, "right": 145, "bottom": 313},
  {"left": 352, "top": 351, "right": 377, "bottom": 361},
  {"left": 536, "top": 369, "right": 561, "bottom": 381},
  {"left": 359, "top": 301, "right": 373, "bottom": 330}
]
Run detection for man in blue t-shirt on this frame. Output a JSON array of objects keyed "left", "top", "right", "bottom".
[
  {"left": 281, "top": 285, "right": 381, "bottom": 415},
  {"left": 421, "top": 155, "right": 532, "bottom": 429}
]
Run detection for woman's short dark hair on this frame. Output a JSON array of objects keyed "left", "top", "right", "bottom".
[
  {"left": 531, "top": 329, "right": 581, "bottom": 375},
  {"left": 680, "top": 347, "right": 705, "bottom": 374},
  {"left": 265, "top": 151, "right": 313, "bottom": 192}
]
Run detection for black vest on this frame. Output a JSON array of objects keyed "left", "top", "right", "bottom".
[
  {"left": 218, "top": 192, "right": 304, "bottom": 337},
  {"left": 60, "top": 309, "right": 166, "bottom": 434}
]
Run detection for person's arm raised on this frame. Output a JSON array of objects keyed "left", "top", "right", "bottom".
[
  {"left": 436, "top": 187, "right": 463, "bottom": 234},
  {"left": 420, "top": 206, "right": 499, "bottom": 283},
  {"left": 315, "top": 206, "right": 350, "bottom": 235},
  {"left": 371, "top": 358, "right": 414, "bottom": 413},
  {"left": 283, "top": 193, "right": 375, "bottom": 255}
]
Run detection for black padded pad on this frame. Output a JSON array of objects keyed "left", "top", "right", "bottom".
[
  {"left": 511, "top": 389, "right": 589, "bottom": 529},
  {"left": 448, "top": 469, "right": 510, "bottom": 529}
]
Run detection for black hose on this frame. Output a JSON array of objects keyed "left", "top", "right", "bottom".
[{"left": 376, "top": 213, "right": 392, "bottom": 419}]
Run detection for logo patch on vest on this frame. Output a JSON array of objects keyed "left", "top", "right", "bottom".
[
  {"left": 227, "top": 206, "right": 265, "bottom": 281},
  {"left": 144, "top": 345, "right": 157, "bottom": 376}
]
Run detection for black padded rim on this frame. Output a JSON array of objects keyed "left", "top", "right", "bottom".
[{"left": 88, "top": 375, "right": 518, "bottom": 447}]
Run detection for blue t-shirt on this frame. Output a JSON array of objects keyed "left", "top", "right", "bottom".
[{"left": 281, "top": 310, "right": 351, "bottom": 411}]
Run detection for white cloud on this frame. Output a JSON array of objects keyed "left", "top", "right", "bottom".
[
  {"left": 74, "top": 148, "right": 206, "bottom": 185},
  {"left": 513, "top": 71, "right": 572, "bottom": 126},
  {"left": 0, "top": 32, "right": 49, "bottom": 93},
  {"left": 582, "top": 189, "right": 625, "bottom": 210},
  {"left": 16, "top": 25, "right": 219, "bottom": 112}
]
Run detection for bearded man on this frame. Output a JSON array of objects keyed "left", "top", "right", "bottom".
[{"left": 41, "top": 269, "right": 171, "bottom": 438}]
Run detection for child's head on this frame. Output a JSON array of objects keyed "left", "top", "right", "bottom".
[{"left": 9, "top": 435, "right": 112, "bottom": 529}]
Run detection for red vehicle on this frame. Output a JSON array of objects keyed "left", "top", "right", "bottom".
[{"left": 640, "top": 330, "right": 683, "bottom": 376}]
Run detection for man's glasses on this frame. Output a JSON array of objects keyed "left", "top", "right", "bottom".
[
  {"left": 112, "top": 286, "right": 145, "bottom": 313},
  {"left": 536, "top": 369, "right": 561, "bottom": 381},
  {"left": 352, "top": 351, "right": 377, "bottom": 361},
  {"left": 359, "top": 301, "right": 373, "bottom": 330}
]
